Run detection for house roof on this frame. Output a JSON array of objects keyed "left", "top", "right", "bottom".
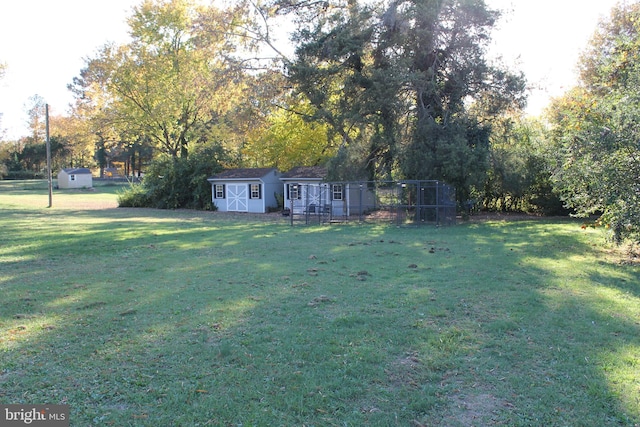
[
  {"left": 280, "top": 166, "right": 327, "bottom": 180},
  {"left": 61, "top": 168, "right": 92, "bottom": 175},
  {"left": 208, "top": 167, "right": 277, "bottom": 181}
]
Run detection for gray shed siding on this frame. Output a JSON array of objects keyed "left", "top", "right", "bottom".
[{"left": 208, "top": 168, "right": 282, "bottom": 213}]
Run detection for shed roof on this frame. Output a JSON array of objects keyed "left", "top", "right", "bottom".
[
  {"left": 61, "top": 168, "right": 92, "bottom": 175},
  {"left": 208, "top": 167, "right": 277, "bottom": 180},
  {"left": 280, "top": 166, "right": 327, "bottom": 180}
]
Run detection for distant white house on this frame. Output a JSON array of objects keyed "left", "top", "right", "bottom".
[
  {"left": 57, "top": 168, "right": 93, "bottom": 189},
  {"left": 207, "top": 168, "right": 282, "bottom": 213}
]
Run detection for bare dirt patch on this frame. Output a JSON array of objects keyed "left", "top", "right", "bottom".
[
  {"left": 385, "top": 352, "right": 422, "bottom": 389},
  {"left": 437, "top": 391, "right": 508, "bottom": 426}
]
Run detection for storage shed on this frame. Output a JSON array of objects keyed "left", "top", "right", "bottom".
[
  {"left": 208, "top": 168, "right": 282, "bottom": 213},
  {"left": 281, "top": 166, "right": 376, "bottom": 220},
  {"left": 57, "top": 168, "right": 93, "bottom": 189},
  {"left": 280, "top": 166, "right": 328, "bottom": 215}
]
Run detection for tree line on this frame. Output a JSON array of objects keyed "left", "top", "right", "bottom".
[{"left": 1, "top": 0, "right": 638, "bottom": 242}]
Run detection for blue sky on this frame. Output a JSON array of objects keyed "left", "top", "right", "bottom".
[{"left": 0, "top": 0, "right": 621, "bottom": 140}]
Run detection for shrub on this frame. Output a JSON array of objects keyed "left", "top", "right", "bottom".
[
  {"left": 117, "top": 183, "right": 152, "bottom": 207},
  {"left": 117, "top": 143, "right": 225, "bottom": 210}
]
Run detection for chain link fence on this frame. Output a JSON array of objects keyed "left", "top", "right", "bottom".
[{"left": 286, "top": 180, "right": 456, "bottom": 226}]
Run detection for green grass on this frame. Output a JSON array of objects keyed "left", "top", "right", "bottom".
[{"left": 1, "top": 181, "right": 639, "bottom": 426}]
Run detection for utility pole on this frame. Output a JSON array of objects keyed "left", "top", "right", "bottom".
[{"left": 46, "top": 104, "right": 52, "bottom": 208}]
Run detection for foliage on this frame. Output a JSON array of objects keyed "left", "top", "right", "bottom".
[
  {"left": 63, "top": 0, "right": 531, "bottom": 211},
  {"left": 116, "top": 181, "right": 153, "bottom": 207},
  {"left": 283, "top": 0, "right": 526, "bottom": 200},
  {"left": 0, "top": 136, "right": 70, "bottom": 176},
  {"left": 25, "top": 95, "right": 47, "bottom": 144},
  {"left": 403, "top": 117, "right": 491, "bottom": 204},
  {"left": 483, "top": 116, "right": 566, "bottom": 214},
  {"left": 49, "top": 114, "right": 98, "bottom": 169},
  {"left": 117, "top": 141, "right": 225, "bottom": 209},
  {"left": 242, "top": 96, "right": 337, "bottom": 170},
  {"left": 70, "top": 0, "right": 253, "bottom": 160},
  {"left": 325, "top": 141, "right": 371, "bottom": 181},
  {"left": 65, "top": 0, "right": 302, "bottom": 205},
  {"left": 0, "top": 149, "right": 7, "bottom": 179},
  {"left": 547, "top": 2, "right": 640, "bottom": 242}
]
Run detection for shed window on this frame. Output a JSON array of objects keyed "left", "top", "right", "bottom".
[
  {"left": 288, "top": 184, "right": 300, "bottom": 200},
  {"left": 332, "top": 184, "right": 343, "bottom": 201},
  {"left": 70, "top": 174, "right": 76, "bottom": 181},
  {"left": 250, "top": 183, "right": 261, "bottom": 199},
  {"left": 214, "top": 184, "right": 225, "bottom": 199}
]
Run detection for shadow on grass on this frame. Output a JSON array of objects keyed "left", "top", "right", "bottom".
[{"left": 0, "top": 210, "right": 638, "bottom": 426}]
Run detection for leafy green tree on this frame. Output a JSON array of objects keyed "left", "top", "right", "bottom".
[
  {"left": 282, "top": 0, "right": 525, "bottom": 197},
  {"left": 285, "top": 0, "right": 400, "bottom": 179},
  {"left": 548, "top": 3, "right": 640, "bottom": 242},
  {"left": 483, "top": 115, "right": 565, "bottom": 214},
  {"left": 394, "top": 0, "right": 525, "bottom": 202},
  {"left": 118, "top": 141, "right": 226, "bottom": 210},
  {"left": 71, "top": 0, "right": 248, "bottom": 159}
]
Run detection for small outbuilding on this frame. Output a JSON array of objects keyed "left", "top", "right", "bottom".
[
  {"left": 57, "top": 168, "right": 93, "bottom": 189},
  {"left": 281, "top": 166, "right": 376, "bottom": 220},
  {"left": 208, "top": 168, "right": 282, "bottom": 213},
  {"left": 280, "top": 166, "right": 328, "bottom": 215}
]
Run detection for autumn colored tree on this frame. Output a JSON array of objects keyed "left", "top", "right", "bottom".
[
  {"left": 75, "top": 0, "right": 284, "bottom": 208},
  {"left": 25, "top": 95, "right": 47, "bottom": 145},
  {"left": 242, "top": 95, "right": 336, "bottom": 170},
  {"left": 547, "top": 2, "right": 640, "bottom": 242},
  {"left": 70, "top": 0, "right": 251, "bottom": 159},
  {"left": 0, "top": 96, "right": 69, "bottom": 176}
]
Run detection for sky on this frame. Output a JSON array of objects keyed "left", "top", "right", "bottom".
[{"left": 0, "top": 0, "right": 623, "bottom": 140}]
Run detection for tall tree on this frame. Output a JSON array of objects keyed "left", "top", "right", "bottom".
[
  {"left": 395, "top": 0, "right": 525, "bottom": 201},
  {"left": 25, "top": 94, "right": 47, "bottom": 145},
  {"left": 548, "top": 2, "right": 640, "bottom": 242},
  {"left": 70, "top": 0, "right": 249, "bottom": 159},
  {"left": 286, "top": 0, "right": 399, "bottom": 179},
  {"left": 283, "top": 0, "right": 525, "bottom": 197},
  {"left": 483, "top": 115, "right": 564, "bottom": 214}
]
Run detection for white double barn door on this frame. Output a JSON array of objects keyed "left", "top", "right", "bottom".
[{"left": 227, "top": 184, "right": 248, "bottom": 212}]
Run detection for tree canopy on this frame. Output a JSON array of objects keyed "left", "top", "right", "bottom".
[
  {"left": 283, "top": 0, "right": 526, "bottom": 199},
  {"left": 70, "top": 0, "right": 256, "bottom": 160},
  {"left": 547, "top": 2, "right": 640, "bottom": 242}
]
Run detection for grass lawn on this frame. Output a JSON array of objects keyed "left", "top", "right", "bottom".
[{"left": 0, "top": 180, "right": 638, "bottom": 426}]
